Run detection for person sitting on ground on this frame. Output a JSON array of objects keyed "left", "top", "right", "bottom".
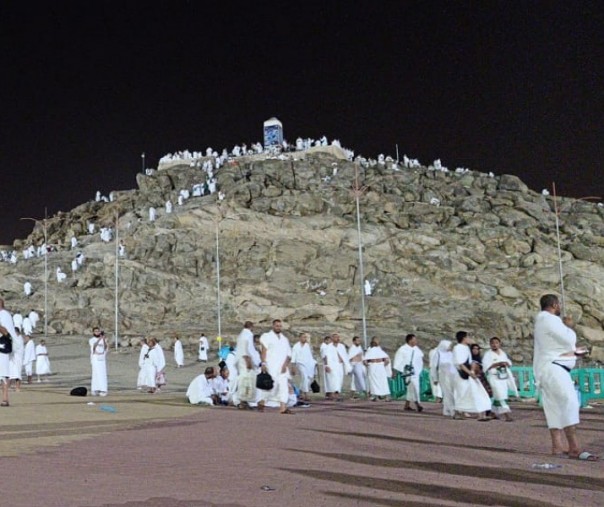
[{"left": 186, "top": 366, "right": 217, "bottom": 405}]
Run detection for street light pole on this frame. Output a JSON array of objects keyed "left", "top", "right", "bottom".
[
  {"left": 114, "top": 211, "right": 119, "bottom": 350},
  {"left": 141, "top": 152, "right": 145, "bottom": 173},
  {"left": 20, "top": 215, "right": 49, "bottom": 339},
  {"left": 551, "top": 184, "right": 601, "bottom": 317},
  {"left": 352, "top": 165, "right": 368, "bottom": 350}
]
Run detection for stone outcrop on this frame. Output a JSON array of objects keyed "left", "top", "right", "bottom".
[{"left": 2, "top": 151, "right": 603, "bottom": 363}]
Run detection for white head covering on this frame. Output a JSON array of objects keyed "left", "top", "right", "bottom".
[{"left": 438, "top": 339, "right": 452, "bottom": 352}]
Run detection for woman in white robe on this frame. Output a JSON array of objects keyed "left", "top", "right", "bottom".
[
  {"left": 363, "top": 338, "right": 391, "bottom": 400},
  {"left": 35, "top": 340, "right": 51, "bottom": 382},
  {"left": 452, "top": 332, "right": 491, "bottom": 420},
  {"left": 23, "top": 336, "right": 36, "bottom": 383},
  {"left": 482, "top": 337, "right": 515, "bottom": 421},
  {"left": 428, "top": 347, "right": 443, "bottom": 401},
  {"left": 430, "top": 340, "right": 457, "bottom": 417}
]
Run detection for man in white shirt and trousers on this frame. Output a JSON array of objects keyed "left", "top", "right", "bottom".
[
  {"left": 533, "top": 294, "right": 598, "bottom": 461},
  {"left": 394, "top": 334, "right": 425, "bottom": 412},
  {"left": 291, "top": 332, "right": 316, "bottom": 402},
  {"left": 258, "top": 319, "right": 293, "bottom": 414}
]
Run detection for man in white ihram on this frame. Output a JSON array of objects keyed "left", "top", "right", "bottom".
[
  {"left": 323, "top": 333, "right": 350, "bottom": 400},
  {"left": 290, "top": 332, "right": 316, "bottom": 402},
  {"left": 89, "top": 327, "right": 108, "bottom": 396},
  {"left": 258, "top": 319, "right": 293, "bottom": 414},
  {"left": 234, "top": 321, "right": 259, "bottom": 409},
  {"left": 394, "top": 334, "right": 425, "bottom": 412},
  {"left": 348, "top": 335, "right": 367, "bottom": 398},
  {"left": 533, "top": 294, "right": 598, "bottom": 461}
]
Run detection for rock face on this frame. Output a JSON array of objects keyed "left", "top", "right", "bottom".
[{"left": 2, "top": 152, "right": 603, "bottom": 363}]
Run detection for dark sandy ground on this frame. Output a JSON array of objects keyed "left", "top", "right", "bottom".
[{"left": 0, "top": 336, "right": 602, "bottom": 507}]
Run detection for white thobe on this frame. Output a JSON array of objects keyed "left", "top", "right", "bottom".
[
  {"left": 9, "top": 334, "right": 25, "bottom": 380},
  {"left": 323, "top": 343, "right": 346, "bottom": 393},
  {"left": 0, "top": 309, "right": 17, "bottom": 377},
  {"left": 430, "top": 348, "right": 457, "bottom": 416},
  {"left": 291, "top": 341, "right": 316, "bottom": 393},
  {"left": 23, "top": 339, "right": 36, "bottom": 376},
  {"left": 35, "top": 345, "right": 51, "bottom": 375},
  {"left": 29, "top": 311, "right": 39, "bottom": 329},
  {"left": 348, "top": 344, "right": 367, "bottom": 392},
  {"left": 452, "top": 344, "right": 491, "bottom": 413},
  {"left": 214, "top": 375, "right": 231, "bottom": 403},
  {"left": 483, "top": 349, "right": 515, "bottom": 415},
  {"left": 12, "top": 313, "right": 23, "bottom": 332},
  {"left": 428, "top": 348, "right": 443, "bottom": 399},
  {"left": 22, "top": 317, "right": 33, "bottom": 336},
  {"left": 234, "top": 328, "right": 258, "bottom": 404},
  {"left": 394, "top": 344, "right": 424, "bottom": 402},
  {"left": 365, "top": 346, "right": 391, "bottom": 396},
  {"left": 198, "top": 336, "right": 209, "bottom": 361},
  {"left": 533, "top": 311, "right": 579, "bottom": 429},
  {"left": 259, "top": 331, "right": 291, "bottom": 405},
  {"left": 186, "top": 375, "right": 215, "bottom": 405},
  {"left": 139, "top": 346, "right": 164, "bottom": 388},
  {"left": 174, "top": 340, "right": 184, "bottom": 367},
  {"left": 137, "top": 344, "right": 149, "bottom": 388},
  {"left": 89, "top": 337, "right": 108, "bottom": 393}
]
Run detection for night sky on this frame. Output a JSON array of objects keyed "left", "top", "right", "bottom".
[{"left": 2, "top": 1, "right": 602, "bottom": 244}]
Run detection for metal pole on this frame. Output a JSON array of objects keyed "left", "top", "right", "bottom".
[
  {"left": 215, "top": 220, "right": 222, "bottom": 339},
  {"left": 114, "top": 212, "right": 119, "bottom": 350},
  {"left": 396, "top": 144, "right": 399, "bottom": 164},
  {"left": 43, "top": 217, "right": 48, "bottom": 339},
  {"left": 354, "top": 166, "right": 368, "bottom": 349},
  {"left": 552, "top": 182, "right": 566, "bottom": 316},
  {"left": 141, "top": 152, "right": 145, "bottom": 173}
]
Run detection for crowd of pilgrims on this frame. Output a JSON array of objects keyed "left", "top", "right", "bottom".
[{"left": 133, "top": 320, "right": 518, "bottom": 419}]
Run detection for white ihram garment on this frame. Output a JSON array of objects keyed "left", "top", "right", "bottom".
[
  {"left": 394, "top": 344, "right": 424, "bottom": 402},
  {"left": 482, "top": 349, "right": 516, "bottom": 415},
  {"left": 9, "top": 334, "right": 25, "bottom": 380},
  {"left": 452, "top": 344, "right": 491, "bottom": 413},
  {"left": 291, "top": 341, "right": 316, "bottom": 393},
  {"left": 23, "top": 339, "right": 36, "bottom": 377},
  {"left": 323, "top": 343, "right": 346, "bottom": 393},
  {"left": 348, "top": 344, "right": 367, "bottom": 392},
  {"left": 428, "top": 348, "right": 443, "bottom": 399},
  {"left": 533, "top": 311, "right": 579, "bottom": 429},
  {"left": 35, "top": 344, "right": 51, "bottom": 376},
  {"left": 89, "top": 337, "right": 108, "bottom": 394},
  {"left": 186, "top": 375, "right": 214, "bottom": 405},
  {"left": 364, "top": 346, "right": 391, "bottom": 396},
  {"left": 174, "top": 339, "right": 184, "bottom": 367},
  {"left": 234, "top": 328, "right": 258, "bottom": 404},
  {"left": 259, "top": 331, "right": 291, "bottom": 405},
  {"left": 430, "top": 346, "right": 456, "bottom": 416}
]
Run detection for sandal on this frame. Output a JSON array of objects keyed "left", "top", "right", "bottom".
[
  {"left": 477, "top": 418, "right": 490, "bottom": 422},
  {"left": 573, "top": 451, "right": 599, "bottom": 461},
  {"left": 0, "top": 401, "right": 9, "bottom": 407},
  {"left": 280, "top": 408, "right": 294, "bottom": 415}
]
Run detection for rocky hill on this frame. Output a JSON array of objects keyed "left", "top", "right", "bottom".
[{"left": 2, "top": 148, "right": 603, "bottom": 363}]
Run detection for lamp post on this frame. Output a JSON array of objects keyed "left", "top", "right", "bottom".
[
  {"left": 325, "top": 165, "right": 369, "bottom": 349},
  {"left": 141, "top": 152, "right": 145, "bottom": 173},
  {"left": 213, "top": 205, "right": 246, "bottom": 346},
  {"left": 20, "top": 212, "right": 63, "bottom": 339},
  {"left": 551, "top": 184, "right": 601, "bottom": 316},
  {"left": 114, "top": 211, "right": 119, "bottom": 351}
]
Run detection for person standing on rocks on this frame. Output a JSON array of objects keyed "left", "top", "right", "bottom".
[
  {"left": 198, "top": 333, "right": 209, "bottom": 362},
  {"left": 89, "top": 327, "right": 109, "bottom": 396},
  {"left": 533, "top": 294, "right": 598, "bottom": 461}
]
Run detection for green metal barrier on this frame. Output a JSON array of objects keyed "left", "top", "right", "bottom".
[
  {"left": 509, "top": 366, "right": 537, "bottom": 398},
  {"left": 388, "top": 370, "right": 434, "bottom": 402},
  {"left": 387, "top": 367, "right": 603, "bottom": 407}
]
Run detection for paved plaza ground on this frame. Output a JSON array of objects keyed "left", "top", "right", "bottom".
[{"left": 0, "top": 336, "right": 602, "bottom": 507}]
